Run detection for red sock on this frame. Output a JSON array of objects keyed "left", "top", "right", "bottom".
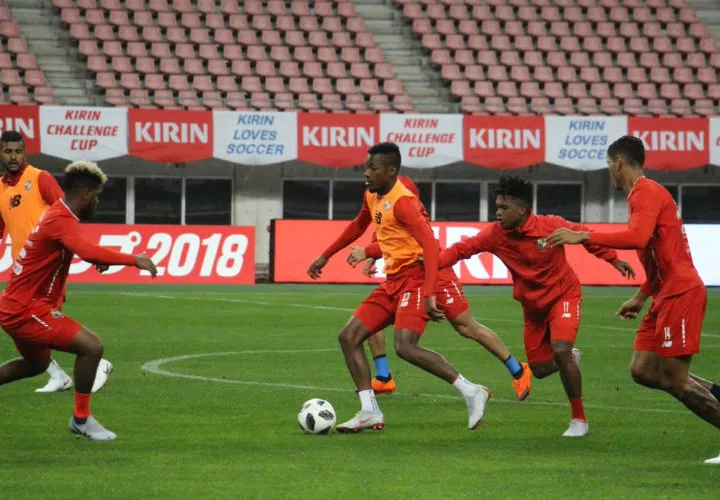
[
  {"left": 570, "top": 397, "right": 586, "bottom": 422},
  {"left": 74, "top": 392, "right": 91, "bottom": 420}
]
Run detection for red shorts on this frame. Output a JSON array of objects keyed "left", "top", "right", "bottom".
[
  {"left": 522, "top": 295, "right": 582, "bottom": 364},
  {"left": 634, "top": 286, "right": 707, "bottom": 358},
  {"left": 354, "top": 265, "right": 469, "bottom": 335},
  {"left": 0, "top": 303, "right": 81, "bottom": 361}
]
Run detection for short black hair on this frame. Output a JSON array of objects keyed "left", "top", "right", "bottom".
[
  {"left": 1, "top": 130, "right": 24, "bottom": 145},
  {"left": 63, "top": 161, "right": 107, "bottom": 195},
  {"left": 607, "top": 135, "right": 645, "bottom": 168},
  {"left": 494, "top": 175, "right": 533, "bottom": 208},
  {"left": 368, "top": 142, "right": 401, "bottom": 171}
]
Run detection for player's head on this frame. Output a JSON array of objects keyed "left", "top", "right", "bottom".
[
  {"left": 607, "top": 136, "right": 645, "bottom": 191},
  {"left": 0, "top": 130, "right": 26, "bottom": 174},
  {"left": 364, "top": 142, "right": 401, "bottom": 194},
  {"left": 493, "top": 175, "right": 533, "bottom": 230},
  {"left": 63, "top": 160, "right": 108, "bottom": 220}
]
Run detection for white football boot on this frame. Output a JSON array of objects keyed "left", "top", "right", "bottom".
[
  {"left": 563, "top": 418, "right": 589, "bottom": 437},
  {"left": 572, "top": 348, "right": 583, "bottom": 367},
  {"left": 466, "top": 384, "right": 492, "bottom": 430},
  {"left": 704, "top": 451, "right": 720, "bottom": 464},
  {"left": 69, "top": 415, "right": 117, "bottom": 441},
  {"left": 35, "top": 360, "right": 73, "bottom": 393},
  {"left": 336, "top": 411, "right": 385, "bottom": 433},
  {"left": 91, "top": 359, "right": 114, "bottom": 393}
]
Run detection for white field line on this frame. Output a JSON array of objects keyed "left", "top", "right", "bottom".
[{"left": 141, "top": 350, "right": 691, "bottom": 415}]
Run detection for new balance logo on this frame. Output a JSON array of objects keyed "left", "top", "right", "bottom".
[
  {"left": 399, "top": 292, "right": 411, "bottom": 308},
  {"left": 374, "top": 211, "right": 382, "bottom": 224},
  {"left": 9, "top": 194, "right": 21, "bottom": 208},
  {"left": 562, "top": 301, "right": 572, "bottom": 319}
]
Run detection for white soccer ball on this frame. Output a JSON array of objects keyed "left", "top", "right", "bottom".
[{"left": 298, "top": 398, "right": 336, "bottom": 435}]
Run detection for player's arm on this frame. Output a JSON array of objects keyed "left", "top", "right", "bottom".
[
  {"left": 38, "top": 171, "right": 64, "bottom": 204},
  {"left": 548, "top": 187, "right": 661, "bottom": 250},
  {"left": 549, "top": 216, "right": 636, "bottom": 279},
  {"left": 49, "top": 217, "right": 157, "bottom": 275},
  {"left": 394, "top": 197, "right": 439, "bottom": 295},
  {"left": 438, "top": 227, "right": 494, "bottom": 269},
  {"left": 307, "top": 198, "right": 372, "bottom": 279}
]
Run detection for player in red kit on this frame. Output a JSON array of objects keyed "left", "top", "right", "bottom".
[
  {"left": 0, "top": 161, "right": 157, "bottom": 441},
  {"left": 438, "top": 175, "right": 635, "bottom": 437},
  {"left": 548, "top": 136, "right": 720, "bottom": 461},
  {"left": 307, "top": 143, "right": 494, "bottom": 433}
]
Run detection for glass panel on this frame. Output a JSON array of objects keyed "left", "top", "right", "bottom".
[
  {"left": 283, "top": 180, "right": 329, "bottom": 219},
  {"left": 536, "top": 184, "right": 582, "bottom": 222},
  {"left": 681, "top": 186, "right": 720, "bottom": 223},
  {"left": 135, "top": 177, "right": 182, "bottom": 224},
  {"left": 435, "top": 183, "right": 480, "bottom": 221},
  {"left": 186, "top": 179, "right": 232, "bottom": 225},
  {"left": 332, "top": 181, "right": 366, "bottom": 220}
]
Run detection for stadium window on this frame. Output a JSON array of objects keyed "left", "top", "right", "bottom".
[
  {"left": 282, "top": 179, "right": 329, "bottom": 219},
  {"left": 134, "top": 177, "right": 182, "bottom": 224},
  {"left": 679, "top": 186, "right": 720, "bottom": 223},
  {"left": 332, "top": 181, "right": 366, "bottom": 220},
  {"left": 662, "top": 185, "right": 679, "bottom": 204},
  {"left": 487, "top": 182, "right": 499, "bottom": 221},
  {"left": 415, "top": 181, "right": 432, "bottom": 216},
  {"left": 94, "top": 177, "right": 127, "bottom": 223},
  {"left": 435, "top": 182, "right": 480, "bottom": 221},
  {"left": 185, "top": 178, "right": 232, "bottom": 225},
  {"left": 536, "top": 183, "right": 583, "bottom": 222}
]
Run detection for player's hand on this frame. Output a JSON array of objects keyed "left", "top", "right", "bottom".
[
  {"left": 134, "top": 253, "right": 158, "bottom": 277},
  {"left": 425, "top": 296, "right": 445, "bottom": 322},
  {"left": 613, "top": 259, "right": 636, "bottom": 280},
  {"left": 347, "top": 246, "right": 368, "bottom": 267},
  {"left": 546, "top": 228, "right": 590, "bottom": 247},
  {"left": 616, "top": 296, "right": 645, "bottom": 319},
  {"left": 307, "top": 256, "right": 328, "bottom": 279},
  {"left": 362, "top": 258, "right": 377, "bottom": 277},
  {"left": 95, "top": 264, "right": 110, "bottom": 274}
]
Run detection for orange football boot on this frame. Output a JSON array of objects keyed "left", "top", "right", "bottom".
[
  {"left": 512, "top": 362, "right": 532, "bottom": 401},
  {"left": 372, "top": 377, "right": 397, "bottom": 394}
]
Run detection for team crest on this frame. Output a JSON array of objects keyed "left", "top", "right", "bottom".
[
  {"left": 383, "top": 200, "right": 391, "bottom": 211},
  {"left": 536, "top": 238, "right": 548, "bottom": 250},
  {"left": 24, "top": 180, "right": 32, "bottom": 191},
  {"left": 50, "top": 309, "right": 64, "bottom": 319}
]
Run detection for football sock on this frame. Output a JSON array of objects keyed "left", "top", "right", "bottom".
[
  {"left": 359, "top": 389, "right": 380, "bottom": 413},
  {"left": 503, "top": 355, "right": 524, "bottom": 379},
  {"left": 570, "top": 397, "right": 586, "bottom": 422},
  {"left": 711, "top": 384, "right": 720, "bottom": 401},
  {"left": 452, "top": 374, "right": 476, "bottom": 398},
  {"left": 73, "top": 392, "right": 91, "bottom": 423},
  {"left": 373, "top": 355, "right": 391, "bottom": 380}
]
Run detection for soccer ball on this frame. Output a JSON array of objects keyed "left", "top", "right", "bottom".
[{"left": 298, "top": 398, "right": 336, "bottom": 435}]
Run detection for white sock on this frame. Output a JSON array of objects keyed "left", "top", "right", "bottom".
[
  {"left": 46, "top": 359, "right": 68, "bottom": 379},
  {"left": 452, "top": 374, "right": 476, "bottom": 398},
  {"left": 358, "top": 389, "right": 380, "bottom": 413}
]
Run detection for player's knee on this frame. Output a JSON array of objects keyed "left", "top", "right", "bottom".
[
  {"left": 85, "top": 337, "right": 104, "bottom": 359},
  {"left": 551, "top": 342, "right": 573, "bottom": 365},
  {"left": 338, "top": 323, "right": 363, "bottom": 349},
  {"left": 529, "top": 362, "right": 553, "bottom": 379},
  {"left": 27, "top": 356, "right": 51, "bottom": 376},
  {"left": 393, "top": 338, "right": 416, "bottom": 361},
  {"left": 630, "top": 363, "right": 656, "bottom": 388},
  {"left": 453, "top": 321, "right": 473, "bottom": 339}
]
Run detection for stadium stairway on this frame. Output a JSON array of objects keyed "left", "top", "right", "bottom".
[
  {"left": 688, "top": 0, "right": 720, "bottom": 44},
  {"left": 351, "top": 0, "right": 454, "bottom": 113},
  {"left": 7, "top": 0, "right": 93, "bottom": 104}
]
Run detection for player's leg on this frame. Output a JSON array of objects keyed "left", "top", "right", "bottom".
[
  {"left": 336, "top": 288, "right": 393, "bottom": 433},
  {"left": 548, "top": 297, "right": 587, "bottom": 437},
  {"left": 367, "top": 329, "right": 396, "bottom": 394},
  {"left": 393, "top": 327, "right": 491, "bottom": 429},
  {"left": 0, "top": 341, "right": 51, "bottom": 385},
  {"left": 449, "top": 309, "right": 532, "bottom": 401},
  {"left": 659, "top": 355, "right": 720, "bottom": 428}
]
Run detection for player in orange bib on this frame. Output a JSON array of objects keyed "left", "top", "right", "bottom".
[
  {"left": 307, "top": 143, "right": 491, "bottom": 432},
  {"left": 0, "top": 130, "right": 114, "bottom": 393}
]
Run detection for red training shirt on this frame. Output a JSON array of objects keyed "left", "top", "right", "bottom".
[
  {"left": 0, "top": 199, "right": 136, "bottom": 313},
  {"left": 588, "top": 177, "right": 703, "bottom": 299},
  {"left": 438, "top": 214, "right": 619, "bottom": 311}
]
